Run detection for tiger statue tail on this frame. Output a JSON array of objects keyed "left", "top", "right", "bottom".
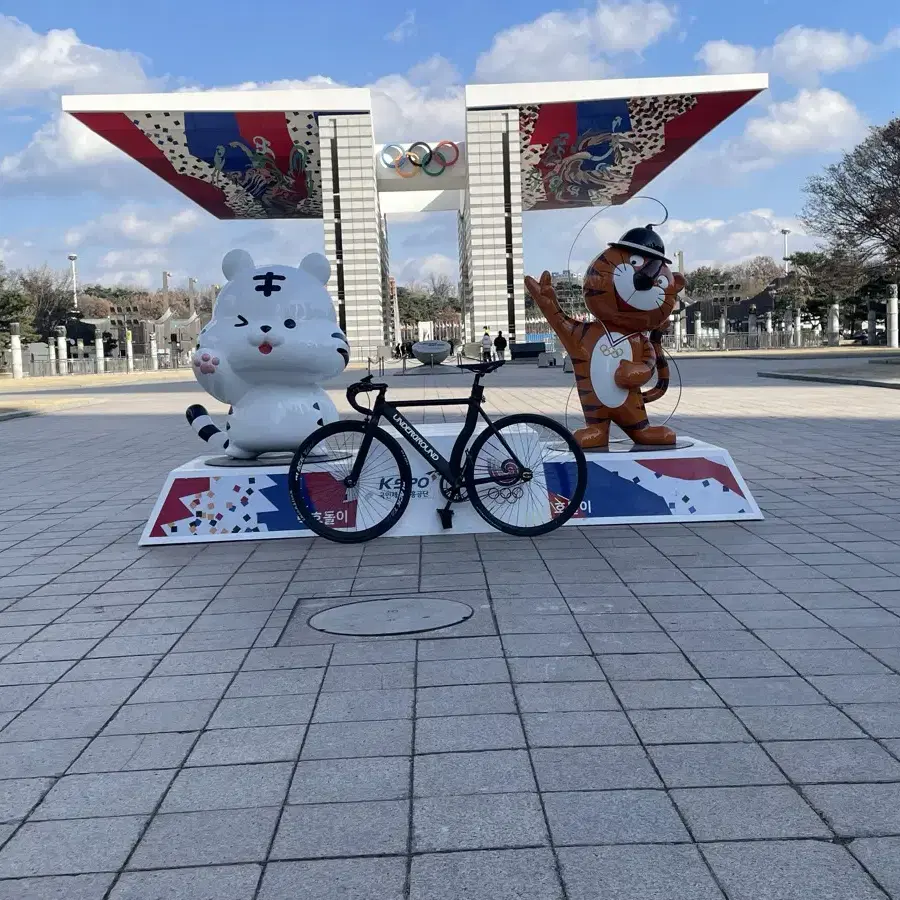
[{"left": 641, "top": 328, "right": 670, "bottom": 405}]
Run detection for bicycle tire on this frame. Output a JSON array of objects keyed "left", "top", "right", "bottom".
[
  {"left": 465, "top": 414, "right": 587, "bottom": 537},
  {"left": 289, "top": 421, "right": 412, "bottom": 544}
]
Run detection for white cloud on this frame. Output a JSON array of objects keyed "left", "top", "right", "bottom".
[
  {"left": 0, "top": 237, "right": 18, "bottom": 267},
  {"left": 695, "top": 40, "right": 757, "bottom": 76},
  {"left": 474, "top": 1, "right": 677, "bottom": 83},
  {"left": 36, "top": 206, "right": 326, "bottom": 287},
  {"left": 385, "top": 11, "right": 416, "bottom": 43},
  {"left": 696, "top": 25, "right": 900, "bottom": 86},
  {"left": 676, "top": 87, "right": 869, "bottom": 179},
  {"left": 65, "top": 207, "right": 203, "bottom": 249},
  {"left": 0, "top": 112, "right": 122, "bottom": 183},
  {"left": 96, "top": 268, "right": 155, "bottom": 288},
  {"left": 394, "top": 253, "right": 457, "bottom": 284},
  {"left": 742, "top": 88, "right": 865, "bottom": 159},
  {"left": 371, "top": 56, "right": 464, "bottom": 140},
  {"left": 0, "top": 14, "right": 158, "bottom": 109},
  {"left": 586, "top": 207, "right": 814, "bottom": 271},
  {"left": 99, "top": 248, "right": 167, "bottom": 269}
]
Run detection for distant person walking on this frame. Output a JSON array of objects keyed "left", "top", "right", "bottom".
[
  {"left": 481, "top": 330, "right": 492, "bottom": 362},
  {"left": 494, "top": 331, "right": 508, "bottom": 360}
]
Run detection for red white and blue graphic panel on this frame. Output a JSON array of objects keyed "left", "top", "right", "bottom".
[
  {"left": 141, "top": 440, "right": 760, "bottom": 546},
  {"left": 72, "top": 110, "right": 323, "bottom": 219},
  {"left": 518, "top": 89, "right": 762, "bottom": 210}
]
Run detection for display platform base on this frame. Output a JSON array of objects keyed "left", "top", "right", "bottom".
[{"left": 140, "top": 425, "right": 762, "bottom": 546}]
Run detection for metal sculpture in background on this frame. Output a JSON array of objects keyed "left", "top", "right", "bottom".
[
  {"left": 412, "top": 340, "right": 452, "bottom": 366},
  {"left": 526, "top": 222, "right": 683, "bottom": 451}
]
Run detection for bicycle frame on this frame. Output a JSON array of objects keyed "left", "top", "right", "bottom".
[{"left": 348, "top": 378, "right": 527, "bottom": 490}]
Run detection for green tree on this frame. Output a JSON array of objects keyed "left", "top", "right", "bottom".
[
  {"left": 683, "top": 265, "right": 732, "bottom": 298},
  {"left": 18, "top": 266, "right": 74, "bottom": 341},
  {"left": 730, "top": 256, "right": 783, "bottom": 297},
  {"left": 780, "top": 249, "right": 871, "bottom": 328},
  {"left": 802, "top": 118, "right": 900, "bottom": 269},
  {"left": 396, "top": 275, "right": 460, "bottom": 325},
  {"left": 0, "top": 265, "right": 34, "bottom": 347}
]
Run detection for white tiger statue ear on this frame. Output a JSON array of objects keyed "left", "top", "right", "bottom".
[
  {"left": 222, "top": 249, "right": 255, "bottom": 281},
  {"left": 299, "top": 253, "right": 331, "bottom": 285}
]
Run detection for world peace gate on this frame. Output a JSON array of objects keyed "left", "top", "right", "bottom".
[{"left": 62, "top": 73, "right": 766, "bottom": 358}]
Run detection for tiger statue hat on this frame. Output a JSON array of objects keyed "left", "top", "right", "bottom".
[{"left": 525, "top": 224, "right": 684, "bottom": 451}]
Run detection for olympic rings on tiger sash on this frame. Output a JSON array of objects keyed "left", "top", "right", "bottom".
[{"left": 379, "top": 141, "right": 460, "bottom": 177}]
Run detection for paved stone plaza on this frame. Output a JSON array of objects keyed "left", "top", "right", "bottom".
[{"left": 1, "top": 356, "right": 900, "bottom": 899}]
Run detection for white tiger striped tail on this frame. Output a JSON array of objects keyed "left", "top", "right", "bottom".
[{"left": 185, "top": 404, "right": 229, "bottom": 450}]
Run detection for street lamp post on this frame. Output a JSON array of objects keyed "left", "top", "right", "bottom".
[
  {"left": 780, "top": 229, "right": 791, "bottom": 274},
  {"left": 67, "top": 254, "right": 79, "bottom": 311},
  {"left": 712, "top": 282, "right": 729, "bottom": 351},
  {"left": 188, "top": 277, "right": 197, "bottom": 316}
]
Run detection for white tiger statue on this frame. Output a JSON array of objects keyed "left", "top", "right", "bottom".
[{"left": 186, "top": 249, "right": 349, "bottom": 459}]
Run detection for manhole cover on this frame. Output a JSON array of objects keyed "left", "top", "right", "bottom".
[{"left": 308, "top": 597, "right": 474, "bottom": 637}]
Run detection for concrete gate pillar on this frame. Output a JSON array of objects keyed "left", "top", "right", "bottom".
[
  {"left": 94, "top": 332, "right": 105, "bottom": 374},
  {"left": 9, "top": 323, "right": 23, "bottom": 379},
  {"left": 149, "top": 332, "right": 159, "bottom": 371},
  {"left": 828, "top": 302, "right": 841, "bottom": 347},
  {"left": 55, "top": 327, "right": 67, "bottom": 376},
  {"left": 888, "top": 285, "right": 899, "bottom": 349}
]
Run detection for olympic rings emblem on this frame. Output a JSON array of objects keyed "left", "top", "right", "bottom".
[{"left": 380, "top": 140, "right": 460, "bottom": 178}]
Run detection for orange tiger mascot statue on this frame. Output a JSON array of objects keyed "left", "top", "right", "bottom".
[{"left": 525, "top": 224, "right": 684, "bottom": 451}]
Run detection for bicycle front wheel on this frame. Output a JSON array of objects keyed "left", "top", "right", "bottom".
[
  {"left": 465, "top": 414, "right": 587, "bottom": 537},
  {"left": 289, "top": 421, "right": 412, "bottom": 544}
]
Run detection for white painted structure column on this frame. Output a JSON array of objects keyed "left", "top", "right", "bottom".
[
  {"left": 828, "top": 302, "right": 841, "bottom": 347},
  {"left": 94, "top": 332, "right": 105, "bottom": 374},
  {"left": 794, "top": 308, "right": 802, "bottom": 348},
  {"left": 463, "top": 107, "right": 525, "bottom": 343},
  {"left": 149, "top": 332, "right": 159, "bottom": 371},
  {"left": 9, "top": 323, "right": 23, "bottom": 379},
  {"left": 888, "top": 284, "right": 899, "bottom": 349},
  {"left": 55, "top": 327, "right": 67, "bottom": 376},
  {"left": 719, "top": 312, "right": 727, "bottom": 350},
  {"left": 320, "top": 113, "right": 388, "bottom": 360},
  {"left": 125, "top": 329, "right": 134, "bottom": 373},
  {"left": 694, "top": 311, "right": 702, "bottom": 347},
  {"left": 47, "top": 338, "right": 57, "bottom": 376}
]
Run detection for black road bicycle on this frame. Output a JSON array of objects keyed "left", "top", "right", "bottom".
[{"left": 288, "top": 360, "right": 588, "bottom": 543}]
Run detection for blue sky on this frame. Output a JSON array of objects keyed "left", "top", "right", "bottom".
[{"left": 0, "top": 0, "right": 898, "bottom": 290}]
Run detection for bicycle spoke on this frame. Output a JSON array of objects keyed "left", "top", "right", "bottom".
[
  {"left": 468, "top": 416, "right": 585, "bottom": 536},
  {"left": 294, "top": 426, "right": 407, "bottom": 536}
]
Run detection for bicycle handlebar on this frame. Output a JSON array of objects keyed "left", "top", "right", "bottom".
[{"left": 346, "top": 376, "right": 386, "bottom": 415}]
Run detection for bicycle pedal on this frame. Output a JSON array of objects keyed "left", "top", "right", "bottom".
[{"left": 437, "top": 508, "right": 454, "bottom": 530}]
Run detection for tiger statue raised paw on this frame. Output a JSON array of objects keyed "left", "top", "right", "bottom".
[{"left": 525, "top": 224, "right": 684, "bottom": 451}]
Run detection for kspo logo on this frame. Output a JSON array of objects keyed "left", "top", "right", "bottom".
[
  {"left": 379, "top": 476, "right": 434, "bottom": 491},
  {"left": 380, "top": 141, "right": 459, "bottom": 177}
]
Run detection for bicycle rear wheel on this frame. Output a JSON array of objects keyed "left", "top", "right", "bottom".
[
  {"left": 465, "top": 414, "right": 587, "bottom": 537},
  {"left": 289, "top": 421, "right": 412, "bottom": 544}
]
